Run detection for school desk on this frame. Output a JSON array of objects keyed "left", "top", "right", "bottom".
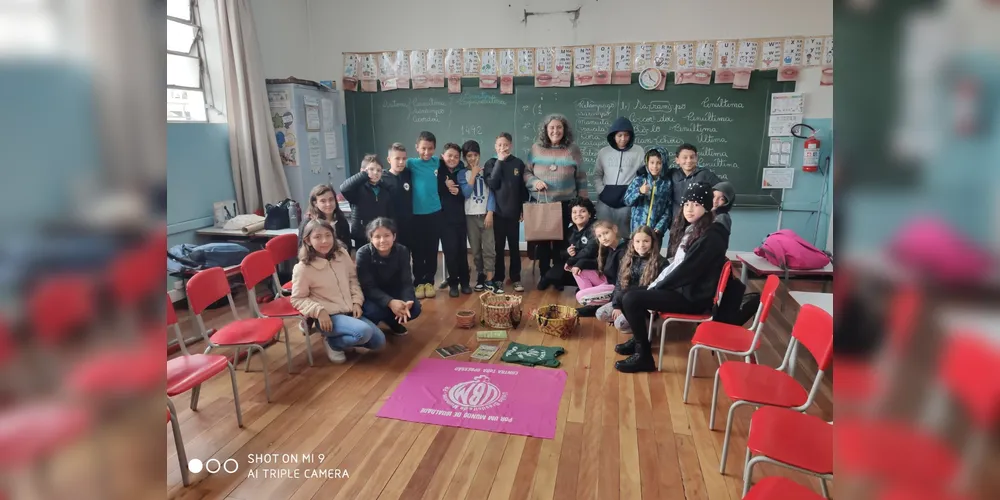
[{"left": 736, "top": 251, "right": 834, "bottom": 288}]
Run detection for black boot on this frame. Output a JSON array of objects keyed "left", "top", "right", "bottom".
[
  {"left": 449, "top": 284, "right": 460, "bottom": 297},
  {"left": 536, "top": 277, "right": 550, "bottom": 291},
  {"left": 614, "top": 337, "right": 636, "bottom": 355},
  {"left": 460, "top": 283, "right": 473, "bottom": 295},
  {"left": 615, "top": 342, "right": 656, "bottom": 373},
  {"left": 576, "top": 304, "right": 599, "bottom": 317}
]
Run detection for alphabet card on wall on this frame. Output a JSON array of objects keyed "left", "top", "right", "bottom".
[
  {"left": 516, "top": 48, "right": 534, "bottom": 77},
  {"left": 779, "top": 38, "right": 803, "bottom": 81},
  {"left": 594, "top": 45, "right": 612, "bottom": 84},
  {"left": 445, "top": 48, "right": 462, "bottom": 93},
  {"left": 410, "top": 50, "right": 428, "bottom": 89},
  {"left": 573, "top": 46, "right": 595, "bottom": 86},
  {"left": 734, "top": 40, "right": 759, "bottom": 89},
  {"left": 499, "top": 49, "right": 515, "bottom": 94},
  {"left": 395, "top": 50, "right": 410, "bottom": 89},
  {"left": 633, "top": 43, "right": 653, "bottom": 72},
  {"left": 673, "top": 41, "right": 695, "bottom": 84},
  {"left": 715, "top": 40, "right": 737, "bottom": 83},
  {"left": 612, "top": 44, "right": 632, "bottom": 84},
  {"left": 803, "top": 37, "right": 824, "bottom": 66},
  {"left": 427, "top": 49, "right": 445, "bottom": 88},
  {"left": 378, "top": 52, "right": 397, "bottom": 91},
  {"left": 479, "top": 49, "right": 498, "bottom": 89},
  {"left": 759, "top": 39, "right": 783, "bottom": 70},
  {"left": 821, "top": 36, "right": 834, "bottom": 86},
  {"left": 359, "top": 53, "right": 378, "bottom": 92},
  {"left": 691, "top": 41, "right": 714, "bottom": 84},
  {"left": 534, "top": 47, "right": 555, "bottom": 87},
  {"left": 554, "top": 47, "right": 572, "bottom": 87},
  {"left": 342, "top": 54, "right": 359, "bottom": 91},
  {"left": 463, "top": 48, "right": 481, "bottom": 77}
]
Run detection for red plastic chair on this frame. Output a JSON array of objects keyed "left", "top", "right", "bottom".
[
  {"left": 682, "top": 274, "right": 780, "bottom": 403},
  {"left": 167, "top": 401, "right": 190, "bottom": 487},
  {"left": 266, "top": 234, "right": 299, "bottom": 294},
  {"left": 713, "top": 304, "right": 833, "bottom": 474},
  {"left": 647, "top": 261, "right": 732, "bottom": 371},
  {"left": 167, "top": 297, "right": 243, "bottom": 427},
  {"left": 28, "top": 274, "right": 97, "bottom": 346},
  {"left": 742, "top": 407, "right": 833, "bottom": 497},
  {"left": 837, "top": 332, "right": 1000, "bottom": 491},
  {"left": 743, "top": 476, "right": 825, "bottom": 500},
  {"left": 240, "top": 250, "right": 302, "bottom": 369},
  {"left": 186, "top": 267, "right": 285, "bottom": 403}
]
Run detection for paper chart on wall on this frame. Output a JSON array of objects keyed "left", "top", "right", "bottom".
[
  {"left": 759, "top": 39, "right": 783, "bottom": 70},
  {"left": 803, "top": 37, "right": 824, "bottom": 66},
  {"left": 762, "top": 168, "right": 794, "bottom": 189},
  {"left": 770, "top": 92, "right": 804, "bottom": 115},
  {"left": 304, "top": 97, "right": 321, "bottom": 131},
  {"left": 768, "top": 113, "right": 802, "bottom": 136},
  {"left": 324, "top": 132, "right": 338, "bottom": 159},
  {"left": 268, "top": 90, "right": 289, "bottom": 109},
  {"left": 612, "top": 44, "right": 632, "bottom": 84},
  {"left": 633, "top": 43, "right": 652, "bottom": 72},
  {"left": 395, "top": 50, "right": 411, "bottom": 89},
  {"left": 573, "top": 46, "right": 594, "bottom": 86},
  {"left": 321, "top": 98, "right": 335, "bottom": 131},
  {"left": 715, "top": 40, "right": 736, "bottom": 84},
  {"left": 768, "top": 137, "right": 793, "bottom": 166},
  {"left": 593, "top": 45, "right": 612, "bottom": 84},
  {"left": 308, "top": 133, "right": 322, "bottom": 173}
]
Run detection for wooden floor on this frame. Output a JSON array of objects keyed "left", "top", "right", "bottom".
[{"left": 167, "top": 259, "right": 833, "bottom": 500}]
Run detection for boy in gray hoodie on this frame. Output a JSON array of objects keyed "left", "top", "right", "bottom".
[
  {"left": 595, "top": 117, "right": 645, "bottom": 234},
  {"left": 712, "top": 181, "right": 736, "bottom": 232}
]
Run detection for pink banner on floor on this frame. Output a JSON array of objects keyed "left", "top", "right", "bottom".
[{"left": 376, "top": 358, "right": 567, "bottom": 439}]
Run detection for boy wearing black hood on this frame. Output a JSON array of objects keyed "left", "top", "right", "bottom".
[
  {"left": 712, "top": 181, "right": 736, "bottom": 233},
  {"left": 595, "top": 117, "right": 644, "bottom": 233}
]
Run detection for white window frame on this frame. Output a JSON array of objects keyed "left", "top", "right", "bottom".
[{"left": 167, "top": 0, "right": 216, "bottom": 123}]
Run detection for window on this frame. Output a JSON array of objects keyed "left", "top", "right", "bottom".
[{"left": 167, "top": 0, "right": 208, "bottom": 122}]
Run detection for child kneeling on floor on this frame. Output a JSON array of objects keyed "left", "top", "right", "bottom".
[
  {"left": 596, "top": 225, "right": 663, "bottom": 333},
  {"left": 356, "top": 217, "right": 421, "bottom": 336},
  {"left": 291, "top": 219, "right": 385, "bottom": 364}
]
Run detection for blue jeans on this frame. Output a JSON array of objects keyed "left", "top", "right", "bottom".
[
  {"left": 362, "top": 299, "right": 422, "bottom": 327},
  {"left": 317, "top": 314, "right": 386, "bottom": 351}
]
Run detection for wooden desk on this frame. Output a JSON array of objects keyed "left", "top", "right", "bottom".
[
  {"left": 788, "top": 291, "right": 834, "bottom": 376},
  {"left": 195, "top": 227, "right": 299, "bottom": 239},
  {"left": 737, "top": 252, "right": 834, "bottom": 284}
]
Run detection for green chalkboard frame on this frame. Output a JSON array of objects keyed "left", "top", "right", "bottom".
[{"left": 345, "top": 72, "right": 794, "bottom": 207}]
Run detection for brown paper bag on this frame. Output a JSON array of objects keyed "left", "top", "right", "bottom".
[{"left": 523, "top": 200, "right": 563, "bottom": 241}]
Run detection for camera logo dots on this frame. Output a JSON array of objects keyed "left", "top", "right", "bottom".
[{"left": 189, "top": 458, "right": 239, "bottom": 474}]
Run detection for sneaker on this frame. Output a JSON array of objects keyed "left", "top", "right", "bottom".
[
  {"left": 460, "top": 283, "right": 473, "bottom": 295},
  {"left": 492, "top": 280, "right": 505, "bottom": 294},
  {"left": 438, "top": 280, "right": 450, "bottom": 290},
  {"left": 474, "top": 275, "right": 486, "bottom": 292},
  {"left": 323, "top": 340, "right": 347, "bottom": 364},
  {"left": 388, "top": 323, "right": 408, "bottom": 336},
  {"left": 536, "top": 278, "right": 550, "bottom": 291},
  {"left": 512, "top": 281, "right": 524, "bottom": 293},
  {"left": 414, "top": 284, "right": 426, "bottom": 299},
  {"left": 614, "top": 337, "right": 637, "bottom": 355},
  {"left": 449, "top": 284, "right": 460, "bottom": 297},
  {"left": 424, "top": 283, "right": 436, "bottom": 298}
]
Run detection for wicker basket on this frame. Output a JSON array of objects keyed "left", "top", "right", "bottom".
[
  {"left": 479, "top": 292, "right": 523, "bottom": 330},
  {"left": 455, "top": 310, "right": 476, "bottom": 329},
  {"left": 531, "top": 304, "right": 579, "bottom": 339}
]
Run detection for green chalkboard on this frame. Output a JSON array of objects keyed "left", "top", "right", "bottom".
[{"left": 345, "top": 73, "right": 794, "bottom": 207}]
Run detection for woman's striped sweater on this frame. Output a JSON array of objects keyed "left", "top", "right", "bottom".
[{"left": 524, "top": 143, "right": 589, "bottom": 202}]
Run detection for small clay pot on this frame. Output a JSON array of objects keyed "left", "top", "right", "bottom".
[{"left": 456, "top": 310, "right": 476, "bottom": 329}]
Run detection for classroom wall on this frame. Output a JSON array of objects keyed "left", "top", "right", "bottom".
[{"left": 251, "top": 0, "right": 834, "bottom": 250}]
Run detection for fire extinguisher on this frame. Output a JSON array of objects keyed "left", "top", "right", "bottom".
[{"left": 791, "top": 123, "right": 821, "bottom": 172}]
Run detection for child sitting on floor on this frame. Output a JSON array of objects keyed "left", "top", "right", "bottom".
[
  {"left": 571, "top": 220, "right": 626, "bottom": 317},
  {"left": 596, "top": 225, "right": 664, "bottom": 334}
]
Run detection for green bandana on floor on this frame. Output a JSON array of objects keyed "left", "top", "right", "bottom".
[{"left": 501, "top": 342, "right": 566, "bottom": 368}]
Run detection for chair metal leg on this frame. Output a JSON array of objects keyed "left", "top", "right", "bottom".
[
  {"left": 227, "top": 362, "right": 244, "bottom": 428},
  {"left": 282, "top": 326, "right": 293, "bottom": 374},
  {"left": 709, "top": 369, "right": 721, "bottom": 429},
  {"left": 167, "top": 398, "right": 190, "bottom": 487},
  {"left": 682, "top": 345, "right": 700, "bottom": 403},
  {"left": 647, "top": 312, "right": 655, "bottom": 342},
  {"left": 720, "top": 400, "right": 749, "bottom": 474},
  {"left": 189, "top": 384, "right": 201, "bottom": 411},
  {"left": 231, "top": 347, "right": 238, "bottom": 365},
  {"left": 303, "top": 325, "right": 314, "bottom": 367},
  {"left": 657, "top": 320, "right": 668, "bottom": 371},
  {"left": 742, "top": 455, "right": 767, "bottom": 496},
  {"left": 255, "top": 344, "right": 272, "bottom": 403},
  {"left": 244, "top": 347, "right": 253, "bottom": 372},
  {"left": 820, "top": 478, "right": 830, "bottom": 498}
]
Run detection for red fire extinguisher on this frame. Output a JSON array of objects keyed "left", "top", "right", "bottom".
[{"left": 792, "top": 123, "right": 821, "bottom": 172}]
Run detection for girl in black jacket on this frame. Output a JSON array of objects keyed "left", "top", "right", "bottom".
[
  {"left": 573, "top": 220, "right": 625, "bottom": 313},
  {"left": 596, "top": 225, "right": 664, "bottom": 333},
  {"left": 356, "top": 218, "right": 420, "bottom": 336},
  {"left": 617, "top": 182, "right": 730, "bottom": 373},
  {"left": 340, "top": 154, "right": 394, "bottom": 248}
]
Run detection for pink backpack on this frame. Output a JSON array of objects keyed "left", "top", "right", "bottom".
[{"left": 754, "top": 229, "right": 831, "bottom": 270}]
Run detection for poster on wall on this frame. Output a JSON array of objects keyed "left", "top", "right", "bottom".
[
  {"left": 633, "top": 43, "right": 653, "bottom": 73},
  {"left": 573, "top": 46, "right": 595, "bottom": 86},
  {"left": 612, "top": 44, "right": 632, "bottom": 84},
  {"left": 445, "top": 49, "right": 463, "bottom": 93},
  {"left": 553, "top": 47, "right": 572, "bottom": 87},
  {"left": 379, "top": 51, "right": 398, "bottom": 91},
  {"left": 498, "top": 49, "right": 515, "bottom": 94},
  {"left": 762, "top": 168, "right": 794, "bottom": 189},
  {"left": 304, "top": 96, "right": 321, "bottom": 131},
  {"left": 359, "top": 54, "right": 378, "bottom": 92},
  {"left": 307, "top": 132, "right": 322, "bottom": 174},
  {"left": 516, "top": 48, "right": 534, "bottom": 77},
  {"left": 321, "top": 98, "right": 335, "bottom": 131},
  {"left": 779, "top": 38, "right": 803, "bottom": 81},
  {"left": 733, "top": 40, "right": 758, "bottom": 89},
  {"left": 479, "top": 49, "right": 498, "bottom": 89},
  {"left": 395, "top": 50, "right": 411, "bottom": 89},
  {"left": 767, "top": 113, "right": 802, "bottom": 136},
  {"left": 410, "top": 50, "right": 428, "bottom": 89},
  {"left": 593, "top": 45, "right": 612, "bottom": 84},
  {"left": 427, "top": 49, "right": 445, "bottom": 88},
  {"left": 463, "top": 48, "right": 482, "bottom": 78},
  {"left": 673, "top": 42, "right": 695, "bottom": 84},
  {"left": 690, "top": 41, "right": 714, "bottom": 84},
  {"left": 803, "top": 37, "right": 824, "bottom": 67},
  {"left": 715, "top": 40, "right": 737, "bottom": 83},
  {"left": 759, "top": 39, "right": 783, "bottom": 70},
  {"left": 324, "top": 132, "right": 338, "bottom": 159},
  {"left": 534, "top": 47, "right": 554, "bottom": 87},
  {"left": 821, "top": 36, "right": 834, "bottom": 86},
  {"left": 342, "top": 54, "right": 359, "bottom": 91}
]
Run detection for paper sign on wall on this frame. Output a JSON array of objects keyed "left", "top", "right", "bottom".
[
  {"left": 379, "top": 52, "right": 397, "bottom": 91},
  {"left": 762, "top": 168, "right": 794, "bottom": 189},
  {"left": 342, "top": 54, "right": 359, "bottom": 91},
  {"left": 759, "top": 39, "right": 783, "bottom": 70},
  {"left": 359, "top": 54, "right": 378, "bottom": 92},
  {"left": 633, "top": 43, "right": 652, "bottom": 72},
  {"left": 768, "top": 113, "right": 802, "bottom": 136},
  {"left": 479, "top": 49, "right": 498, "bottom": 88},
  {"left": 770, "top": 92, "right": 804, "bottom": 115},
  {"left": 395, "top": 50, "right": 411, "bottom": 89},
  {"left": 573, "top": 46, "right": 594, "bottom": 86},
  {"left": 308, "top": 132, "right": 323, "bottom": 173},
  {"left": 653, "top": 43, "right": 672, "bottom": 71},
  {"left": 612, "top": 44, "right": 632, "bottom": 84},
  {"left": 321, "top": 98, "right": 335, "bottom": 131},
  {"left": 803, "top": 37, "right": 824, "bottom": 66},
  {"left": 499, "top": 49, "right": 515, "bottom": 94},
  {"left": 715, "top": 40, "right": 736, "bottom": 83},
  {"left": 554, "top": 47, "right": 572, "bottom": 87},
  {"left": 324, "top": 132, "right": 338, "bottom": 159},
  {"left": 516, "top": 48, "right": 534, "bottom": 76},
  {"left": 427, "top": 49, "right": 445, "bottom": 88},
  {"left": 410, "top": 50, "right": 429, "bottom": 89},
  {"left": 463, "top": 48, "right": 481, "bottom": 77},
  {"left": 768, "top": 137, "right": 793, "bottom": 167},
  {"left": 594, "top": 45, "right": 612, "bottom": 84}
]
